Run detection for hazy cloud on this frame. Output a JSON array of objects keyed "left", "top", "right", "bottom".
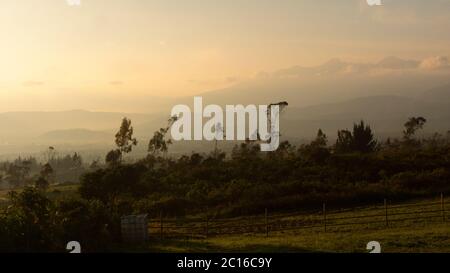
[
  {"left": 420, "top": 56, "right": 450, "bottom": 70},
  {"left": 376, "top": 56, "right": 419, "bottom": 70},
  {"left": 273, "top": 56, "right": 449, "bottom": 78}
]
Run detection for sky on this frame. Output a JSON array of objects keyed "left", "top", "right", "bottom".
[{"left": 1, "top": 0, "right": 450, "bottom": 112}]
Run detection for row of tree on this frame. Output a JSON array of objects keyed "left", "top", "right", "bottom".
[
  {"left": 76, "top": 115, "right": 450, "bottom": 217},
  {"left": 0, "top": 152, "right": 86, "bottom": 189},
  {"left": 1, "top": 114, "right": 449, "bottom": 251}
]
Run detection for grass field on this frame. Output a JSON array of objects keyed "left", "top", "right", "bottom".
[
  {"left": 145, "top": 196, "right": 450, "bottom": 253},
  {"left": 2, "top": 185, "right": 449, "bottom": 253},
  {"left": 144, "top": 221, "right": 450, "bottom": 253}
]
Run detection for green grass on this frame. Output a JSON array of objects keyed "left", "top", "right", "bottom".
[
  {"left": 143, "top": 196, "right": 450, "bottom": 253},
  {"left": 143, "top": 221, "right": 450, "bottom": 253},
  {"left": 1, "top": 185, "right": 449, "bottom": 253}
]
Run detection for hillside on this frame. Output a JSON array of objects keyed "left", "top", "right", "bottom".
[{"left": 38, "top": 129, "right": 112, "bottom": 144}]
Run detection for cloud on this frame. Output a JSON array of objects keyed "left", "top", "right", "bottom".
[
  {"left": 274, "top": 59, "right": 365, "bottom": 77},
  {"left": 376, "top": 56, "right": 419, "bottom": 70},
  {"left": 273, "top": 56, "right": 450, "bottom": 78},
  {"left": 23, "top": 81, "right": 45, "bottom": 87},
  {"left": 419, "top": 56, "right": 450, "bottom": 70}
]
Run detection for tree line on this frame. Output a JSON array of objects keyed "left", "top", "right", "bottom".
[{"left": 1, "top": 115, "right": 450, "bottom": 252}]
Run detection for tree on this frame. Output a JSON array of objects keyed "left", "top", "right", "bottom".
[
  {"left": 266, "top": 101, "right": 289, "bottom": 140},
  {"left": 335, "top": 129, "right": 353, "bottom": 153},
  {"left": 403, "top": 117, "right": 427, "bottom": 140},
  {"left": 89, "top": 159, "right": 100, "bottom": 170},
  {"left": 115, "top": 117, "right": 138, "bottom": 154},
  {"left": 148, "top": 116, "right": 178, "bottom": 156},
  {"left": 351, "top": 121, "right": 377, "bottom": 153},
  {"left": 213, "top": 122, "right": 226, "bottom": 157},
  {"left": 300, "top": 129, "right": 330, "bottom": 163},
  {"left": 5, "top": 160, "right": 32, "bottom": 188},
  {"left": 40, "top": 163, "right": 54, "bottom": 180},
  {"left": 44, "top": 146, "right": 56, "bottom": 163},
  {"left": 335, "top": 121, "right": 377, "bottom": 153},
  {"left": 311, "top": 129, "right": 328, "bottom": 147},
  {"left": 106, "top": 118, "right": 138, "bottom": 166},
  {"left": 33, "top": 163, "right": 54, "bottom": 191},
  {"left": 71, "top": 153, "right": 83, "bottom": 168},
  {"left": 5, "top": 187, "right": 54, "bottom": 251},
  {"left": 79, "top": 164, "right": 147, "bottom": 206},
  {"left": 35, "top": 177, "right": 49, "bottom": 191},
  {"left": 105, "top": 149, "right": 122, "bottom": 167}
]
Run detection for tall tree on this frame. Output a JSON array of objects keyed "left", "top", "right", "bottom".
[
  {"left": 115, "top": 117, "right": 138, "bottom": 154},
  {"left": 311, "top": 129, "right": 328, "bottom": 148},
  {"left": 335, "top": 121, "right": 377, "bottom": 153},
  {"left": 300, "top": 129, "right": 330, "bottom": 163},
  {"left": 403, "top": 117, "right": 427, "bottom": 140},
  {"left": 335, "top": 129, "right": 353, "bottom": 153},
  {"left": 106, "top": 117, "right": 137, "bottom": 166},
  {"left": 40, "top": 163, "right": 54, "bottom": 180},
  {"left": 351, "top": 121, "right": 377, "bottom": 153},
  {"left": 148, "top": 116, "right": 177, "bottom": 156}
]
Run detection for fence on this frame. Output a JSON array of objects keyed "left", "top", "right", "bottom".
[{"left": 148, "top": 194, "right": 449, "bottom": 239}]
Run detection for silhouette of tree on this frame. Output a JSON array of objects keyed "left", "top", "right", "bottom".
[
  {"left": 72, "top": 153, "right": 83, "bottom": 168},
  {"left": 89, "top": 159, "right": 100, "bottom": 170},
  {"left": 351, "top": 121, "right": 377, "bottom": 153},
  {"left": 46, "top": 146, "right": 56, "bottom": 162},
  {"left": 214, "top": 122, "right": 225, "bottom": 157},
  {"left": 335, "top": 121, "right": 377, "bottom": 153},
  {"left": 148, "top": 116, "right": 178, "bottom": 156},
  {"left": 335, "top": 129, "right": 353, "bottom": 153},
  {"left": 403, "top": 117, "right": 427, "bottom": 140},
  {"left": 106, "top": 118, "right": 138, "bottom": 166},
  {"left": 35, "top": 177, "right": 49, "bottom": 191},
  {"left": 115, "top": 117, "right": 138, "bottom": 154},
  {"left": 40, "top": 163, "right": 53, "bottom": 180},
  {"left": 105, "top": 149, "right": 122, "bottom": 167},
  {"left": 299, "top": 129, "right": 330, "bottom": 163},
  {"left": 311, "top": 129, "right": 328, "bottom": 147},
  {"left": 5, "top": 160, "right": 32, "bottom": 188}
]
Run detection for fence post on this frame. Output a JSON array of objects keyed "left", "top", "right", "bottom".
[
  {"left": 265, "top": 208, "right": 269, "bottom": 238},
  {"left": 159, "top": 211, "right": 163, "bottom": 239},
  {"left": 384, "top": 199, "right": 388, "bottom": 228},
  {"left": 205, "top": 210, "right": 209, "bottom": 239},
  {"left": 441, "top": 193, "right": 446, "bottom": 222},
  {"left": 323, "top": 203, "right": 327, "bottom": 232}
]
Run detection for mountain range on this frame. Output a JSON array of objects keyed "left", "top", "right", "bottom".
[{"left": 1, "top": 57, "right": 449, "bottom": 158}]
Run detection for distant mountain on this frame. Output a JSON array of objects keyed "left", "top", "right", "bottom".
[
  {"left": 38, "top": 129, "right": 112, "bottom": 144},
  {"left": 0, "top": 110, "right": 154, "bottom": 140},
  {"left": 416, "top": 83, "right": 450, "bottom": 104},
  {"left": 285, "top": 95, "right": 415, "bottom": 121},
  {"left": 1, "top": 57, "right": 450, "bottom": 156},
  {"left": 192, "top": 58, "right": 450, "bottom": 108},
  {"left": 280, "top": 92, "right": 450, "bottom": 139}
]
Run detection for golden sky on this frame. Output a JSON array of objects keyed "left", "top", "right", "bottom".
[{"left": 1, "top": 0, "right": 450, "bottom": 111}]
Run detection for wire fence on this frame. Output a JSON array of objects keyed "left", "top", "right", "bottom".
[{"left": 148, "top": 194, "right": 449, "bottom": 239}]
